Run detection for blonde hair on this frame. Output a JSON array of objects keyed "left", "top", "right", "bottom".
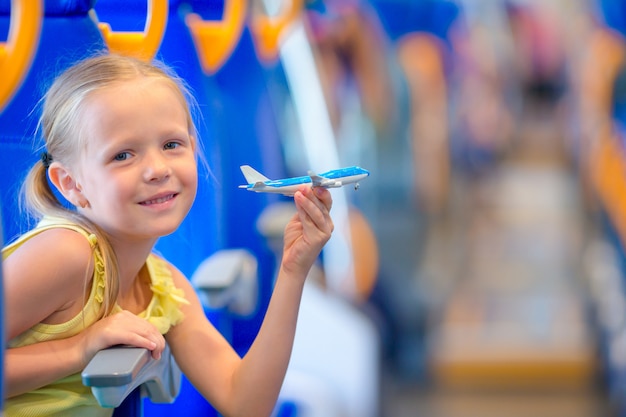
[{"left": 22, "top": 53, "right": 200, "bottom": 318}]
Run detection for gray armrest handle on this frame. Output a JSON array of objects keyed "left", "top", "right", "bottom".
[
  {"left": 191, "top": 249, "right": 258, "bottom": 316},
  {"left": 81, "top": 344, "right": 181, "bottom": 408}
]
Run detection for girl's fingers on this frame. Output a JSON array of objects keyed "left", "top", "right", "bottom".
[
  {"left": 294, "top": 187, "right": 333, "bottom": 234},
  {"left": 297, "top": 186, "right": 332, "bottom": 215},
  {"left": 313, "top": 187, "right": 333, "bottom": 211},
  {"left": 100, "top": 311, "right": 165, "bottom": 358},
  {"left": 122, "top": 330, "right": 164, "bottom": 360}
]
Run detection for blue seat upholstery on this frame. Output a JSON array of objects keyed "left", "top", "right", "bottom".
[
  {"left": 0, "top": 0, "right": 106, "bottom": 243},
  {"left": 88, "top": 1, "right": 224, "bottom": 414},
  {"left": 581, "top": 1, "right": 626, "bottom": 410},
  {"left": 157, "top": 3, "right": 289, "bottom": 413},
  {"left": 597, "top": 0, "right": 626, "bottom": 36},
  {"left": 99, "top": 0, "right": 288, "bottom": 355},
  {"left": 94, "top": 0, "right": 224, "bottom": 279},
  {"left": 0, "top": 1, "right": 180, "bottom": 415},
  {"left": 371, "top": 0, "right": 460, "bottom": 44},
  {"left": 0, "top": 214, "right": 5, "bottom": 413},
  {"left": 93, "top": 1, "right": 287, "bottom": 415}
]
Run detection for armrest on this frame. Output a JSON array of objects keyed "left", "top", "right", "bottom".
[
  {"left": 191, "top": 249, "right": 258, "bottom": 316},
  {"left": 81, "top": 344, "right": 181, "bottom": 408}
]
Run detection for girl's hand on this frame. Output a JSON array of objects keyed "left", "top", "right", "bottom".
[
  {"left": 80, "top": 310, "right": 165, "bottom": 366},
  {"left": 282, "top": 186, "right": 334, "bottom": 279}
]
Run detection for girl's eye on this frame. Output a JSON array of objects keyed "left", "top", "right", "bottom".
[
  {"left": 113, "top": 152, "right": 130, "bottom": 161},
  {"left": 164, "top": 141, "right": 179, "bottom": 150}
]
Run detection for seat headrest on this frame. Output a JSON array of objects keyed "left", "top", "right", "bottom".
[{"left": 0, "top": 0, "right": 95, "bottom": 16}]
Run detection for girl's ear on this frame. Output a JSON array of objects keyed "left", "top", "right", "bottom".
[{"left": 47, "top": 162, "right": 90, "bottom": 209}]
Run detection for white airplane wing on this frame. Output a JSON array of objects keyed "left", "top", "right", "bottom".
[{"left": 308, "top": 171, "right": 339, "bottom": 188}]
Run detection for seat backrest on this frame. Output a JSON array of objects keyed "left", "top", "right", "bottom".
[
  {"left": 371, "top": 0, "right": 460, "bottom": 44},
  {"left": 119, "top": 0, "right": 288, "bottom": 350},
  {"left": 156, "top": 1, "right": 289, "bottom": 412},
  {"left": 91, "top": 1, "right": 256, "bottom": 415},
  {"left": 0, "top": 1, "right": 105, "bottom": 412},
  {"left": 597, "top": 0, "right": 626, "bottom": 36},
  {"left": 0, "top": 0, "right": 106, "bottom": 243},
  {"left": 0, "top": 212, "right": 5, "bottom": 414},
  {"left": 93, "top": 0, "right": 225, "bottom": 280}
]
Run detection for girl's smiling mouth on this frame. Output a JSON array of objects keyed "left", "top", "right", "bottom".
[{"left": 139, "top": 193, "right": 177, "bottom": 206}]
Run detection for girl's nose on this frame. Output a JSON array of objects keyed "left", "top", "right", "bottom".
[{"left": 144, "top": 153, "right": 171, "bottom": 182}]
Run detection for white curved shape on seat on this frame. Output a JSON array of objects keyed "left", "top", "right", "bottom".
[
  {"left": 278, "top": 370, "right": 343, "bottom": 417},
  {"left": 282, "top": 281, "right": 380, "bottom": 417}
]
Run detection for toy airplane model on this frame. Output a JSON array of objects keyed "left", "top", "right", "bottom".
[{"left": 239, "top": 165, "right": 370, "bottom": 196}]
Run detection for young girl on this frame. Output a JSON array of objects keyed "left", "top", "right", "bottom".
[{"left": 2, "top": 53, "right": 334, "bottom": 417}]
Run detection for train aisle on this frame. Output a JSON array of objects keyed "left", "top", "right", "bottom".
[{"left": 380, "top": 104, "right": 612, "bottom": 416}]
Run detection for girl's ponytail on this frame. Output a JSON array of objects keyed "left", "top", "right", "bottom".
[{"left": 22, "top": 158, "right": 68, "bottom": 221}]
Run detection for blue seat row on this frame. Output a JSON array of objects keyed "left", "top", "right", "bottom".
[{"left": 0, "top": 0, "right": 291, "bottom": 415}]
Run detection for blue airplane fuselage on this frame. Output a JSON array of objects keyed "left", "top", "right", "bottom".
[{"left": 240, "top": 166, "right": 369, "bottom": 196}]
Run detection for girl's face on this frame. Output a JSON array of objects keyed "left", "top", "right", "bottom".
[{"left": 72, "top": 77, "right": 198, "bottom": 242}]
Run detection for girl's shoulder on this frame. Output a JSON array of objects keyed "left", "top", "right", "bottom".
[
  {"left": 6, "top": 226, "right": 94, "bottom": 268},
  {"left": 4, "top": 226, "right": 96, "bottom": 339},
  {"left": 4, "top": 216, "right": 97, "bottom": 256}
]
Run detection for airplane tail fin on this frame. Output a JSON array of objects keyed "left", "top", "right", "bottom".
[{"left": 240, "top": 165, "right": 270, "bottom": 184}]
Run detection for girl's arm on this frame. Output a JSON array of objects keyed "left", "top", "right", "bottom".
[
  {"left": 167, "top": 186, "right": 333, "bottom": 417},
  {"left": 4, "top": 229, "right": 165, "bottom": 398},
  {"left": 5, "top": 310, "right": 165, "bottom": 398},
  {"left": 5, "top": 334, "right": 86, "bottom": 398}
]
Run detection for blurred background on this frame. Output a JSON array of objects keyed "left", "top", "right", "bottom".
[{"left": 4, "top": 0, "right": 626, "bottom": 416}]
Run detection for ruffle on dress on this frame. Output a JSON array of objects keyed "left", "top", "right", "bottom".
[
  {"left": 144, "top": 255, "right": 190, "bottom": 335},
  {"left": 89, "top": 233, "right": 106, "bottom": 306}
]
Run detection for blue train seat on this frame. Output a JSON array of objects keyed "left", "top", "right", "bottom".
[
  {"left": 579, "top": 2, "right": 626, "bottom": 409},
  {"left": 0, "top": 0, "right": 41, "bottom": 113},
  {"left": 371, "top": 0, "right": 460, "bottom": 45},
  {"left": 93, "top": 0, "right": 224, "bottom": 279},
  {"left": 209, "top": 26, "right": 287, "bottom": 353},
  {"left": 183, "top": 4, "right": 377, "bottom": 416},
  {"left": 168, "top": 2, "right": 381, "bottom": 415},
  {"left": 597, "top": 0, "right": 626, "bottom": 37},
  {"left": 93, "top": 0, "right": 283, "bottom": 304},
  {"left": 93, "top": 1, "right": 287, "bottom": 415},
  {"left": 587, "top": 138, "right": 626, "bottom": 409},
  {"left": 0, "top": 3, "right": 39, "bottom": 406},
  {"left": 0, "top": 214, "right": 4, "bottom": 414},
  {"left": 0, "top": 0, "right": 108, "bottom": 412},
  {"left": 0, "top": 0, "right": 106, "bottom": 243},
  {"left": 90, "top": 1, "right": 225, "bottom": 415}
]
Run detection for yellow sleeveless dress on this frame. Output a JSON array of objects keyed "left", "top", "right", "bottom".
[{"left": 3, "top": 217, "right": 189, "bottom": 417}]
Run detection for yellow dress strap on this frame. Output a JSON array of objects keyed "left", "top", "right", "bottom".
[{"left": 3, "top": 216, "right": 98, "bottom": 259}]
